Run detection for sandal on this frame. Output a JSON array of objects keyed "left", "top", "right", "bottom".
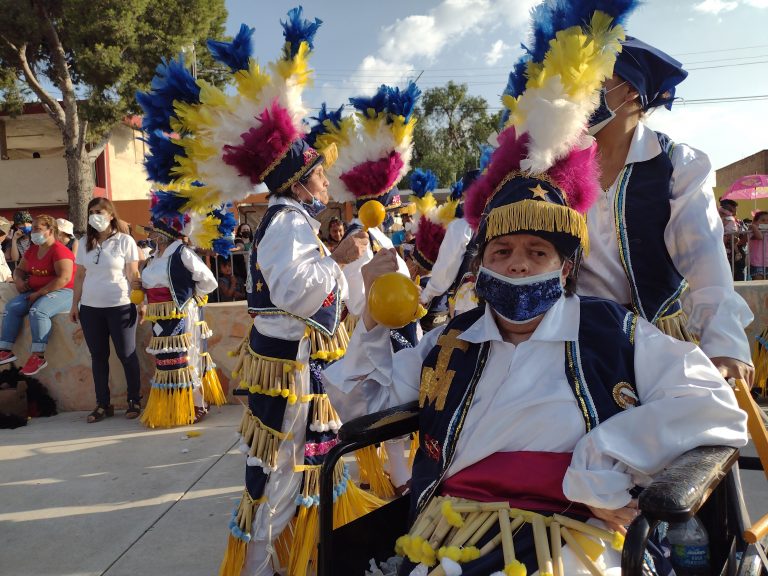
[
  {"left": 193, "top": 406, "right": 207, "bottom": 424},
  {"left": 125, "top": 400, "right": 141, "bottom": 420},
  {"left": 87, "top": 404, "right": 114, "bottom": 423}
]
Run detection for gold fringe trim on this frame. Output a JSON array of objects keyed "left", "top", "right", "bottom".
[
  {"left": 196, "top": 320, "right": 213, "bottom": 338},
  {"left": 308, "top": 394, "right": 342, "bottom": 433},
  {"left": 307, "top": 324, "right": 350, "bottom": 361},
  {"left": 238, "top": 408, "right": 291, "bottom": 470},
  {"left": 218, "top": 535, "right": 247, "bottom": 576},
  {"left": 201, "top": 353, "right": 226, "bottom": 406},
  {"left": 219, "top": 488, "right": 268, "bottom": 576},
  {"left": 231, "top": 337, "right": 302, "bottom": 403},
  {"left": 145, "top": 300, "right": 186, "bottom": 321},
  {"left": 754, "top": 328, "right": 768, "bottom": 396},
  {"left": 654, "top": 310, "right": 697, "bottom": 344},
  {"left": 408, "top": 432, "right": 419, "bottom": 469},
  {"left": 355, "top": 445, "right": 395, "bottom": 499},
  {"left": 485, "top": 199, "right": 590, "bottom": 256},
  {"left": 151, "top": 365, "right": 197, "bottom": 387},
  {"left": 145, "top": 333, "right": 193, "bottom": 354},
  {"left": 140, "top": 385, "right": 195, "bottom": 428}
]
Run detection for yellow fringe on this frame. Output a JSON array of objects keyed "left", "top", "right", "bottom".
[
  {"left": 140, "top": 385, "right": 195, "bottom": 428},
  {"left": 146, "top": 333, "right": 193, "bottom": 353},
  {"left": 485, "top": 198, "right": 590, "bottom": 256},
  {"left": 307, "top": 324, "right": 350, "bottom": 361},
  {"left": 355, "top": 445, "right": 395, "bottom": 499},
  {"left": 274, "top": 517, "right": 296, "bottom": 571},
  {"left": 145, "top": 300, "right": 186, "bottom": 321},
  {"left": 654, "top": 310, "right": 697, "bottom": 344},
  {"left": 754, "top": 328, "right": 768, "bottom": 396},
  {"left": 202, "top": 355, "right": 227, "bottom": 406},
  {"left": 218, "top": 535, "right": 247, "bottom": 576},
  {"left": 231, "top": 340, "right": 302, "bottom": 404},
  {"left": 408, "top": 432, "right": 420, "bottom": 469}
]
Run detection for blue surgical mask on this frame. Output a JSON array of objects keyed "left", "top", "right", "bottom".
[
  {"left": 301, "top": 197, "right": 327, "bottom": 218},
  {"left": 21, "top": 225, "right": 32, "bottom": 234},
  {"left": 31, "top": 232, "right": 47, "bottom": 246},
  {"left": 587, "top": 82, "right": 627, "bottom": 136},
  {"left": 474, "top": 265, "right": 564, "bottom": 323}
]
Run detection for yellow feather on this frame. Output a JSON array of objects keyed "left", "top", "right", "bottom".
[
  {"left": 193, "top": 215, "right": 221, "bottom": 250},
  {"left": 412, "top": 192, "right": 437, "bottom": 217},
  {"left": 271, "top": 41, "right": 313, "bottom": 86},
  {"left": 390, "top": 115, "right": 416, "bottom": 148},
  {"left": 235, "top": 61, "right": 272, "bottom": 101},
  {"left": 437, "top": 199, "right": 459, "bottom": 224}
]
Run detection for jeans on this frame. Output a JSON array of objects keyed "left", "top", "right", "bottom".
[
  {"left": 79, "top": 304, "right": 141, "bottom": 405},
  {"left": 0, "top": 288, "right": 74, "bottom": 353}
]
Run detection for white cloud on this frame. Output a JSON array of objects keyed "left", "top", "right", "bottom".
[
  {"left": 485, "top": 40, "right": 510, "bottom": 65},
  {"left": 742, "top": 0, "right": 768, "bottom": 7},
  {"left": 693, "top": 0, "right": 739, "bottom": 14}
]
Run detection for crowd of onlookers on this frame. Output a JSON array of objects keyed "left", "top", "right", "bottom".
[{"left": 719, "top": 198, "right": 768, "bottom": 281}]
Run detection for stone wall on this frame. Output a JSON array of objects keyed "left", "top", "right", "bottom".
[{"left": 1, "top": 281, "right": 766, "bottom": 411}]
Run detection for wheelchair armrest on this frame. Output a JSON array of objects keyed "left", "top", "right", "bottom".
[
  {"left": 338, "top": 401, "right": 420, "bottom": 446},
  {"left": 637, "top": 445, "right": 739, "bottom": 523}
]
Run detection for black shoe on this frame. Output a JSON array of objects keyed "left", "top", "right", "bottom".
[
  {"left": 87, "top": 404, "right": 114, "bottom": 423},
  {"left": 125, "top": 400, "right": 141, "bottom": 419}
]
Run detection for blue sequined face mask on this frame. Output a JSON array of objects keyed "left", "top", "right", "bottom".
[
  {"left": 299, "top": 183, "right": 327, "bottom": 218},
  {"left": 475, "top": 265, "right": 564, "bottom": 324}
]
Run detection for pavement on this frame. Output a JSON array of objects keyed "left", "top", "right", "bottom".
[{"left": 1, "top": 405, "right": 767, "bottom": 576}]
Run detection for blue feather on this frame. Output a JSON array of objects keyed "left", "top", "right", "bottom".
[
  {"left": 150, "top": 190, "right": 188, "bottom": 221},
  {"left": 478, "top": 144, "right": 494, "bottom": 171},
  {"left": 137, "top": 57, "right": 200, "bottom": 133},
  {"left": 450, "top": 179, "right": 464, "bottom": 201},
  {"left": 385, "top": 82, "right": 421, "bottom": 123},
  {"left": 212, "top": 237, "right": 235, "bottom": 256},
  {"left": 306, "top": 103, "right": 344, "bottom": 147},
  {"left": 349, "top": 85, "right": 389, "bottom": 118},
  {"left": 210, "top": 205, "right": 237, "bottom": 257},
  {"left": 207, "top": 24, "right": 254, "bottom": 72},
  {"left": 410, "top": 168, "right": 438, "bottom": 198},
  {"left": 281, "top": 6, "right": 323, "bottom": 58},
  {"left": 142, "top": 131, "right": 184, "bottom": 184}
]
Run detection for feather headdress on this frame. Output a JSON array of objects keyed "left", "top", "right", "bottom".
[
  {"left": 465, "top": 0, "right": 639, "bottom": 257},
  {"left": 409, "top": 169, "right": 457, "bottom": 272}
]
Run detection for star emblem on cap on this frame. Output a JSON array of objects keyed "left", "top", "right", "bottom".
[{"left": 529, "top": 184, "right": 548, "bottom": 199}]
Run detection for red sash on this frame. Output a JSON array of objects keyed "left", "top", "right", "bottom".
[{"left": 146, "top": 287, "right": 173, "bottom": 304}]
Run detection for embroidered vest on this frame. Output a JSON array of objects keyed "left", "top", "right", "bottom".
[
  {"left": 421, "top": 276, "right": 449, "bottom": 314},
  {"left": 614, "top": 131, "right": 687, "bottom": 322},
  {"left": 167, "top": 244, "right": 197, "bottom": 309},
  {"left": 247, "top": 204, "right": 342, "bottom": 337},
  {"left": 409, "top": 297, "right": 639, "bottom": 518}
]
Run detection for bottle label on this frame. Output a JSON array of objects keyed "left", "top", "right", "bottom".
[{"left": 672, "top": 544, "right": 710, "bottom": 569}]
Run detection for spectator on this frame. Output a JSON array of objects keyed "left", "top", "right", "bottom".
[
  {"left": 6, "top": 210, "right": 33, "bottom": 268},
  {"left": 56, "top": 218, "right": 78, "bottom": 255},
  {"left": 749, "top": 211, "right": 768, "bottom": 280},
  {"left": 0, "top": 218, "right": 12, "bottom": 281},
  {"left": 0, "top": 215, "right": 75, "bottom": 376},
  {"left": 235, "top": 223, "right": 253, "bottom": 252},
  {"left": 70, "top": 198, "right": 142, "bottom": 423},
  {"left": 137, "top": 239, "right": 155, "bottom": 260},
  {"left": 326, "top": 217, "right": 345, "bottom": 252},
  {"left": 217, "top": 257, "right": 246, "bottom": 301},
  {"left": 720, "top": 199, "right": 748, "bottom": 281}
]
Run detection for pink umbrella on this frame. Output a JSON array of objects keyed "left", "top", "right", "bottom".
[{"left": 723, "top": 174, "right": 768, "bottom": 201}]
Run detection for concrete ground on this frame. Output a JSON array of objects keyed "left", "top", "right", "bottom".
[{"left": 1, "top": 405, "right": 766, "bottom": 576}]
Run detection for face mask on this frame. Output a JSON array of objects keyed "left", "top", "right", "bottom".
[
  {"left": 31, "top": 232, "right": 47, "bottom": 246},
  {"left": 474, "top": 265, "right": 564, "bottom": 324},
  {"left": 21, "top": 225, "right": 32, "bottom": 234},
  {"left": 88, "top": 213, "right": 111, "bottom": 232},
  {"left": 301, "top": 196, "right": 327, "bottom": 218},
  {"left": 587, "top": 82, "right": 628, "bottom": 136}
]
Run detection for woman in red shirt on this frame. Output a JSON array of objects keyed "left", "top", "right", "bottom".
[{"left": 0, "top": 215, "right": 75, "bottom": 376}]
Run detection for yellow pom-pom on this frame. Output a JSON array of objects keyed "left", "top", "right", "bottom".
[
  {"left": 504, "top": 560, "right": 527, "bottom": 576},
  {"left": 287, "top": 394, "right": 298, "bottom": 405},
  {"left": 441, "top": 500, "right": 464, "bottom": 528},
  {"left": 437, "top": 546, "right": 463, "bottom": 562},
  {"left": 420, "top": 540, "right": 437, "bottom": 566},
  {"left": 395, "top": 535, "right": 409, "bottom": 556},
  {"left": 611, "top": 530, "right": 625, "bottom": 551},
  {"left": 460, "top": 546, "right": 481, "bottom": 562},
  {"left": 283, "top": 364, "right": 292, "bottom": 373}
]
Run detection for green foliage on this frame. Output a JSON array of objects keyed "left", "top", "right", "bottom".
[
  {"left": 410, "top": 81, "right": 501, "bottom": 187},
  {"left": 0, "top": 0, "right": 228, "bottom": 142}
]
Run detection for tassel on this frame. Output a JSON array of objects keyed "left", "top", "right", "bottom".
[
  {"left": 754, "top": 328, "right": 768, "bottom": 395},
  {"left": 654, "top": 310, "right": 696, "bottom": 343},
  {"left": 146, "top": 333, "right": 193, "bottom": 355},
  {"left": 236, "top": 343, "right": 301, "bottom": 402},
  {"left": 202, "top": 361, "right": 227, "bottom": 405},
  {"left": 140, "top": 385, "right": 195, "bottom": 428},
  {"left": 354, "top": 445, "right": 395, "bottom": 499},
  {"left": 409, "top": 432, "right": 420, "bottom": 468},
  {"left": 146, "top": 300, "right": 186, "bottom": 321},
  {"left": 218, "top": 534, "right": 247, "bottom": 576},
  {"left": 308, "top": 324, "right": 349, "bottom": 361}
]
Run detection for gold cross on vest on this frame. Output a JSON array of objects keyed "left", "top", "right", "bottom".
[{"left": 420, "top": 329, "right": 470, "bottom": 411}]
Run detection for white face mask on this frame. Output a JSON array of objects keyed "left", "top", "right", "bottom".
[
  {"left": 89, "top": 213, "right": 112, "bottom": 232},
  {"left": 31, "top": 232, "right": 48, "bottom": 246},
  {"left": 587, "top": 81, "right": 628, "bottom": 136}
]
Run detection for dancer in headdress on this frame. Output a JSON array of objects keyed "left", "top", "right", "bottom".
[{"left": 325, "top": 2, "right": 747, "bottom": 575}]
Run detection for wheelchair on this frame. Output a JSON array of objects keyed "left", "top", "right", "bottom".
[{"left": 318, "top": 401, "right": 768, "bottom": 576}]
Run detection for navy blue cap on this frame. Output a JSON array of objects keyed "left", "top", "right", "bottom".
[
  {"left": 264, "top": 138, "right": 324, "bottom": 194},
  {"left": 614, "top": 37, "right": 688, "bottom": 111}
]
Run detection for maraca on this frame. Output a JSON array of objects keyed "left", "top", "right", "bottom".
[
  {"left": 130, "top": 274, "right": 145, "bottom": 305},
  {"left": 358, "top": 200, "right": 386, "bottom": 231},
  {"left": 367, "top": 272, "right": 426, "bottom": 328}
]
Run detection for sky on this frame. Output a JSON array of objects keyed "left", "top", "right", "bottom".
[{"left": 224, "top": 0, "right": 768, "bottom": 181}]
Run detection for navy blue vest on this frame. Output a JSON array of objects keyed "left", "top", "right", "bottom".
[
  {"left": 614, "top": 131, "right": 687, "bottom": 323},
  {"left": 420, "top": 275, "right": 449, "bottom": 314},
  {"left": 410, "top": 297, "right": 639, "bottom": 517},
  {"left": 247, "top": 204, "right": 342, "bottom": 337},
  {"left": 167, "top": 244, "right": 197, "bottom": 309}
]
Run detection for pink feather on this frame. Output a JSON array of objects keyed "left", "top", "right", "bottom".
[
  {"left": 547, "top": 141, "right": 600, "bottom": 214},
  {"left": 415, "top": 215, "right": 446, "bottom": 266},
  {"left": 338, "top": 151, "right": 404, "bottom": 199},
  {"left": 222, "top": 100, "right": 300, "bottom": 184},
  {"left": 464, "top": 127, "right": 530, "bottom": 230}
]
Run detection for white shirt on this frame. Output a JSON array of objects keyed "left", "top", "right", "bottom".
[
  {"left": 420, "top": 217, "right": 473, "bottom": 305},
  {"left": 141, "top": 239, "right": 218, "bottom": 296},
  {"left": 580, "top": 122, "right": 753, "bottom": 364},
  {"left": 75, "top": 232, "right": 139, "bottom": 307},
  {"left": 323, "top": 295, "right": 747, "bottom": 509},
  {"left": 0, "top": 255, "right": 11, "bottom": 282},
  {"left": 253, "top": 197, "right": 348, "bottom": 341},
  {"left": 342, "top": 218, "right": 410, "bottom": 317}
]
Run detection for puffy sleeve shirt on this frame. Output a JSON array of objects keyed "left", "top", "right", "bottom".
[
  {"left": 76, "top": 232, "right": 138, "bottom": 307},
  {"left": 323, "top": 295, "right": 747, "bottom": 510},
  {"left": 579, "top": 122, "right": 753, "bottom": 364},
  {"left": 420, "top": 217, "right": 474, "bottom": 305},
  {"left": 141, "top": 239, "right": 218, "bottom": 296}
]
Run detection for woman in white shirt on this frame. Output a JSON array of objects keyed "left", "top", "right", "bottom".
[{"left": 70, "top": 198, "right": 141, "bottom": 423}]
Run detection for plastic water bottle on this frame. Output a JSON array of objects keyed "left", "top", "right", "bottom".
[{"left": 667, "top": 516, "right": 711, "bottom": 575}]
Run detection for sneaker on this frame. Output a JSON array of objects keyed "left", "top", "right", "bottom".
[
  {"left": 0, "top": 350, "right": 17, "bottom": 365},
  {"left": 20, "top": 355, "right": 48, "bottom": 376}
]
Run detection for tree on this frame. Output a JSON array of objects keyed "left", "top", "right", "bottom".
[
  {"left": 0, "top": 0, "right": 227, "bottom": 232},
  {"left": 411, "top": 81, "right": 502, "bottom": 187}
]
